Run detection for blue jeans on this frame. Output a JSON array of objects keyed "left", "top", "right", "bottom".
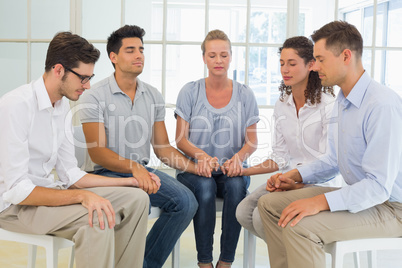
[
  {"left": 177, "top": 172, "right": 249, "bottom": 263},
  {"left": 94, "top": 167, "right": 198, "bottom": 268}
]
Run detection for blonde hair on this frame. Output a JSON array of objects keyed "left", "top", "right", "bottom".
[{"left": 201, "top": 29, "right": 232, "bottom": 55}]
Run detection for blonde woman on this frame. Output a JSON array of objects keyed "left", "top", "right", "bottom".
[{"left": 175, "top": 30, "right": 259, "bottom": 268}]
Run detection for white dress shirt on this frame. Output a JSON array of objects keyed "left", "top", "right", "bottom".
[
  {"left": 0, "top": 77, "right": 86, "bottom": 212},
  {"left": 272, "top": 92, "right": 342, "bottom": 187}
]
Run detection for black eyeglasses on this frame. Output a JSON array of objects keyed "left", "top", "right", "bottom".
[{"left": 64, "top": 67, "right": 95, "bottom": 84}]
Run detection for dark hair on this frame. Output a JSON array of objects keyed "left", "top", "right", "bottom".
[
  {"left": 107, "top": 25, "right": 146, "bottom": 68},
  {"left": 278, "top": 36, "right": 334, "bottom": 104},
  {"left": 311, "top": 20, "right": 363, "bottom": 59},
  {"left": 45, "top": 31, "right": 100, "bottom": 72},
  {"left": 201, "top": 29, "right": 232, "bottom": 56}
]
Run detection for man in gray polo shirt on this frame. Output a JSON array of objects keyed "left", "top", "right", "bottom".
[{"left": 78, "top": 25, "right": 198, "bottom": 268}]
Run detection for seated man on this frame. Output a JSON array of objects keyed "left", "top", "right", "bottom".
[
  {"left": 78, "top": 25, "right": 198, "bottom": 268},
  {"left": 258, "top": 20, "right": 402, "bottom": 268},
  {"left": 0, "top": 32, "right": 149, "bottom": 268}
]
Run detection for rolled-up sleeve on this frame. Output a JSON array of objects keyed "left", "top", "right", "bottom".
[{"left": 175, "top": 82, "right": 195, "bottom": 122}]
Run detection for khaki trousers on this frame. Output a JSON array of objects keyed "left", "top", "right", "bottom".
[
  {"left": 257, "top": 186, "right": 402, "bottom": 268},
  {"left": 0, "top": 187, "right": 149, "bottom": 268}
]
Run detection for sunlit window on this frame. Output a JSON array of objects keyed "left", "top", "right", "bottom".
[
  {"left": 0, "top": 0, "right": 401, "bottom": 166},
  {"left": 340, "top": 0, "right": 402, "bottom": 97}
]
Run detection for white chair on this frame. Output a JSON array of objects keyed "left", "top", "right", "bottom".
[
  {"left": 73, "top": 125, "right": 180, "bottom": 268},
  {"left": 0, "top": 227, "right": 74, "bottom": 268},
  {"left": 216, "top": 197, "right": 256, "bottom": 268},
  {"left": 324, "top": 237, "right": 402, "bottom": 268},
  {"left": 148, "top": 206, "right": 180, "bottom": 268}
]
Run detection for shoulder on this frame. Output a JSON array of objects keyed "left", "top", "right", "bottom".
[
  {"left": 0, "top": 83, "right": 36, "bottom": 126},
  {"left": 236, "top": 81, "right": 253, "bottom": 95},
  {"left": 138, "top": 79, "right": 165, "bottom": 103},
  {"left": 182, "top": 79, "right": 203, "bottom": 93},
  {"left": 235, "top": 81, "right": 257, "bottom": 102},
  {"left": 274, "top": 93, "right": 289, "bottom": 109},
  {"left": 316, "top": 91, "right": 336, "bottom": 110},
  {"left": 139, "top": 79, "right": 162, "bottom": 96},
  {"left": 365, "top": 80, "right": 401, "bottom": 109},
  {"left": 177, "top": 79, "right": 204, "bottom": 100},
  {"left": 320, "top": 91, "right": 336, "bottom": 104},
  {"left": 81, "top": 76, "right": 111, "bottom": 102},
  {"left": 1, "top": 83, "right": 35, "bottom": 111}
]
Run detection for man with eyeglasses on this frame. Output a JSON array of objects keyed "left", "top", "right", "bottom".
[{"left": 0, "top": 31, "right": 149, "bottom": 268}]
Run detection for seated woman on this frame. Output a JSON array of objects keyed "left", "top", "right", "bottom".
[
  {"left": 175, "top": 29, "right": 259, "bottom": 268},
  {"left": 236, "top": 36, "right": 343, "bottom": 241}
]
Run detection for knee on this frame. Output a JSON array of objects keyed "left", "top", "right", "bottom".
[
  {"left": 122, "top": 188, "right": 150, "bottom": 213},
  {"left": 173, "top": 186, "right": 199, "bottom": 216},
  {"left": 257, "top": 194, "right": 271, "bottom": 215},
  {"left": 196, "top": 187, "right": 216, "bottom": 205},
  {"left": 281, "top": 223, "right": 302, "bottom": 244},
  {"left": 225, "top": 177, "right": 247, "bottom": 200},
  {"left": 235, "top": 198, "right": 249, "bottom": 226},
  {"left": 257, "top": 192, "right": 287, "bottom": 223},
  {"left": 252, "top": 209, "right": 265, "bottom": 239}
]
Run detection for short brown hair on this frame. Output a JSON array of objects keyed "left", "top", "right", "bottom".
[
  {"left": 45, "top": 31, "right": 100, "bottom": 72},
  {"left": 311, "top": 20, "right": 363, "bottom": 59},
  {"left": 201, "top": 29, "right": 232, "bottom": 55}
]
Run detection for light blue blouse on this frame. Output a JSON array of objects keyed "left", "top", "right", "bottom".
[{"left": 175, "top": 79, "right": 259, "bottom": 167}]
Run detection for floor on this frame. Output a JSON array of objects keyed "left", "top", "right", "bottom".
[{"left": 1, "top": 217, "right": 402, "bottom": 268}]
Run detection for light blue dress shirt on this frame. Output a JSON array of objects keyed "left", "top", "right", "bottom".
[{"left": 298, "top": 71, "right": 402, "bottom": 213}]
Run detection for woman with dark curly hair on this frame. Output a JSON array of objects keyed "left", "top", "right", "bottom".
[
  {"left": 278, "top": 36, "right": 334, "bottom": 106},
  {"left": 236, "top": 36, "right": 343, "bottom": 242}
]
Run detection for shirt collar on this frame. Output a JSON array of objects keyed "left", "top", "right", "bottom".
[
  {"left": 337, "top": 71, "right": 370, "bottom": 109},
  {"left": 108, "top": 73, "right": 146, "bottom": 96},
  {"left": 33, "top": 76, "right": 63, "bottom": 113},
  {"left": 285, "top": 92, "right": 317, "bottom": 108}
]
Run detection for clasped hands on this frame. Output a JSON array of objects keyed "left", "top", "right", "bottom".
[
  {"left": 265, "top": 170, "right": 329, "bottom": 228},
  {"left": 265, "top": 172, "right": 304, "bottom": 192},
  {"left": 131, "top": 163, "right": 161, "bottom": 194},
  {"left": 196, "top": 154, "right": 243, "bottom": 178}
]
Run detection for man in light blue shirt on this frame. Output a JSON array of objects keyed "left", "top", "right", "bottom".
[{"left": 258, "top": 21, "right": 402, "bottom": 268}]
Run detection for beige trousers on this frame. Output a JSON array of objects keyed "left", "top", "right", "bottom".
[
  {"left": 0, "top": 187, "right": 149, "bottom": 268},
  {"left": 257, "top": 186, "right": 402, "bottom": 268}
]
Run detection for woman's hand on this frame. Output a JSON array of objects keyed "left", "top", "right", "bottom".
[
  {"left": 196, "top": 154, "right": 219, "bottom": 177},
  {"left": 221, "top": 154, "right": 243, "bottom": 177},
  {"left": 266, "top": 171, "right": 304, "bottom": 192}
]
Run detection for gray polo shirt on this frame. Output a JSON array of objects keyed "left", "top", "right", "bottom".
[{"left": 79, "top": 74, "right": 165, "bottom": 170}]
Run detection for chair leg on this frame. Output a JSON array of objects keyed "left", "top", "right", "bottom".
[
  {"left": 353, "top": 252, "right": 361, "bottom": 268},
  {"left": 44, "top": 243, "right": 59, "bottom": 268},
  {"left": 27, "top": 245, "right": 37, "bottom": 268},
  {"left": 68, "top": 247, "right": 75, "bottom": 268},
  {"left": 367, "top": 250, "right": 377, "bottom": 268},
  {"left": 248, "top": 231, "right": 256, "bottom": 268},
  {"left": 243, "top": 229, "right": 249, "bottom": 268},
  {"left": 172, "top": 239, "right": 180, "bottom": 268},
  {"left": 242, "top": 228, "right": 256, "bottom": 268},
  {"left": 333, "top": 253, "right": 344, "bottom": 268}
]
